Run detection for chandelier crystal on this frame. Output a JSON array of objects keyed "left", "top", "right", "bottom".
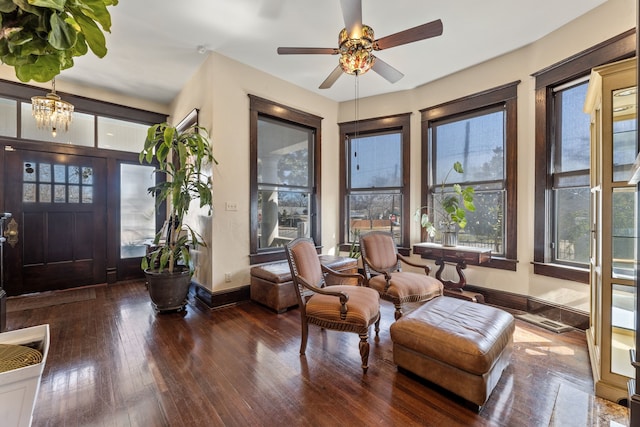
[
  {"left": 31, "top": 79, "right": 74, "bottom": 137},
  {"left": 338, "top": 25, "right": 376, "bottom": 75}
]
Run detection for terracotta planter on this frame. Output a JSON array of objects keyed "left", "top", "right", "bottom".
[{"left": 144, "top": 267, "right": 191, "bottom": 313}]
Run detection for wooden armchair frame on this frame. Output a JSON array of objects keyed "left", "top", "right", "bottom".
[
  {"left": 285, "top": 238, "right": 380, "bottom": 373},
  {"left": 359, "top": 231, "right": 443, "bottom": 319}
]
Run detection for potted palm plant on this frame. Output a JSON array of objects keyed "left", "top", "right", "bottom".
[
  {"left": 415, "top": 161, "right": 475, "bottom": 247},
  {"left": 139, "top": 122, "right": 217, "bottom": 313}
]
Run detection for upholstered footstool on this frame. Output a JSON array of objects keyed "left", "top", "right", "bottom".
[
  {"left": 250, "top": 256, "right": 358, "bottom": 313},
  {"left": 390, "top": 296, "right": 515, "bottom": 408}
]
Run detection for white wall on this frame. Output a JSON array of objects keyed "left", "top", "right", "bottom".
[{"left": 169, "top": 53, "right": 340, "bottom": 291}]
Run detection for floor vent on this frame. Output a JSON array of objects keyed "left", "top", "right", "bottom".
[{"left": 516, "top": 313, "right": 573, "bottom": 333}]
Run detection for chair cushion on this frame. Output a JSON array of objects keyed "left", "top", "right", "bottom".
[
  {"left": 306, "top": 286, "right": 379, "bottom": 326},
  {"left": 368, "top": 272, "right": 443, "bottom": 301}
]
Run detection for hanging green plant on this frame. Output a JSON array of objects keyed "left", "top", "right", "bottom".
[{"left": 0, "top": 0, "right": 118, "bottom": 83}]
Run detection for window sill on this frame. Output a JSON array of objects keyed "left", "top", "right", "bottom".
[
  {"left": 249, "top": 249, "right": 286, "bottom": 265},
  {"left": 485, "top": 257, "right": 518, "bottom": 271},
  {"left": 250, "top": 245, "right": 322, "bottom": 265},
  {"left": 532, "top": 262, "right": 589, "bottom": 284}
]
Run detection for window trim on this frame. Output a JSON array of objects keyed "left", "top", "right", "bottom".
[
  {"left": 338, "top": 113, "right": 412, "bottom": 254},
  {"left": 249, "top": 95, "right": 322, "bottom": 264},
  {"left": 420, "top": 81, "right": 520, "bottom": 271},
  {"left": 532, "top": 29, "right": 635, "bottom": 283}
]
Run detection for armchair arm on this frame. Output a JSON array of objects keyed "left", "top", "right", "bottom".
[
  {"left": 362, "top": 256, "right": 393, "bottom": 292},
  {"left": 295, "top": 274, "right": 350, "bottom": 319},
  {"left": 321, "top": 264, "right": 364, "bottom": 286},
  {"left": 398, "top": 253, "right": 431, "bottom": 275}
]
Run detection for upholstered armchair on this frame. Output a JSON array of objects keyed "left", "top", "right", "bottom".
[
  {"left": 285, "top": 238, "right": 381, "bottom": 373},
  {"left": 359, "top": 231, "right": 443, "bottom": 320}
]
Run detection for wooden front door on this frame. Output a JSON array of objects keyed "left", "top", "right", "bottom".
[{"left": 2, "top": 148, "right": 107, "bottom": 295}]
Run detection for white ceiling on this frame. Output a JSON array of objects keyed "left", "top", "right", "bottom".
[{"left": 59, "top": 0, "right": 607, "bottom": 105}]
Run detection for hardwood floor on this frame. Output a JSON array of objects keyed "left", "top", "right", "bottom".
[{"left": 5, "top": 281, "right": 630, "bottom": 426}]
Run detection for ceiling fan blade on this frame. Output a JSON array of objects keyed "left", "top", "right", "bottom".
[
  {"left": 374, "top": 19, "right": 443, "bottom": 51},
  {"left": 319, "top": 65, "right": 344, "bottom": 89},
  {"left": 277, "top": 47, "right": 338, "bottom": 55},
  {"left": 372, "top": 57, "right": 404, "bottom": 84},
  {"left": 340, "top": 0, "right": 362, "bottom": 38}
]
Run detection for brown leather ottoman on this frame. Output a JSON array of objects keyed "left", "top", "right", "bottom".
[
  {"left": 390, "top": 296, "right": 514, "bottom": 408},
  {"left": 250, "top": 255, "right": 358, "bottom": 313}
]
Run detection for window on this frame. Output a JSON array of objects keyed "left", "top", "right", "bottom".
[
  {"left": 22, "top": 162, "right": 94, "bottom": 204},
  {"left": 339, "top": 114, "right": 411, "bottom": 250},
  {"left": 0, "top": 79, "right": 163, "bottom": 150},
  {"left": 421, "top": 82, "right": 519, "bottom": 270},
  {"left": 0, "top": 98, "right": 17, "bottom": 137},
  {"left": 249, "top": 95, "right": 322, "bottom": 264},
  {"left": 120, "top": 163, "right": 156, "bottom": 259},
  {"left": 550, "top": 79, "right": 591, "bottom": 268},
  {"left": 98, "top": 117, "right": 149, "bottom": 152},
  {"left": 21, "top": 103, "right": 95, "bottom": 145},
  {"left": 533, "top": 29, "right": 635, "bottom": 283}
]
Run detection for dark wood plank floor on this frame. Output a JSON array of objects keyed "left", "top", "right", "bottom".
[{"left": 5, "top": 281, "right": 630, "bottom": 426}]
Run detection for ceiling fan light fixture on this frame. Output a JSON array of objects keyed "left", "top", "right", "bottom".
[
  {"left": 276, "top": 3, "right": 443, "bottom": 89},
  {"left": 338, "top": 25, "right": 375, "bottom": 75}
]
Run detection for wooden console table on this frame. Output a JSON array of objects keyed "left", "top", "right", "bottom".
[{"left": 413, "top": 242, "right": 491, "bottom": 303}]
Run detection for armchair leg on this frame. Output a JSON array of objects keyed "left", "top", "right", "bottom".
[
  {"left": 374, "top": 317, "right": 380, "bottom": 337},
  {"left": 359, "top": 332, "right": 370, "bottom": 374},
  {"left": 394, "top": 303, "right": 403, "bottom": 320},
  {"left": 300, "top": 320, "right": 309, "bottom": 355}
]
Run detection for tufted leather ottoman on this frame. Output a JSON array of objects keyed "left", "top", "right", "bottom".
[
  {"left": 250, "top": 255, "right": 358, "bottom": 313},
  {"left": 390, "top": 296, "right": 514, "bottom": 408}
]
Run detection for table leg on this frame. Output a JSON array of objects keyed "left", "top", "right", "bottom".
[{"left": 435, "top": 258, "right": 485, "bottom": 303}]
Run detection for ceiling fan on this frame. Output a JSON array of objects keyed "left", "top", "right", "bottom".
[{"left": 277, "top": 0, "right": 443, "bottom": 89}]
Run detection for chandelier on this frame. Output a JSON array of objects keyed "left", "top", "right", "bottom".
[
  {"left": 338, "top": 25, "right": 376, "bottom": 75},
  {"left": 31, "top": 79, "right": 74, "bottom": 137}
]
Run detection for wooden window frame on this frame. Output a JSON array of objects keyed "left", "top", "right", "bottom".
[
  {"left": 420, "top": 81, "right": 520, "bottom": 271},
  {"left": 249, "top": 95, "right": 322, "bottom": 265},
  {"left": 532, "top": 29, "right": 635, "bottom": 283},
  {"left": 338, "top": 113, "right": 412, "bottom": 255}
]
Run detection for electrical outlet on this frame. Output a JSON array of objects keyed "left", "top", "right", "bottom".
[
  {"left": 224, "top": 272, "right": 232, "bottom": 282},
  {"left": 225, "top": 201, "right": 238, "bottom": 211}
]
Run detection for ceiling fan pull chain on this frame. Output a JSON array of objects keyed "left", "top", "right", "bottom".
[{"left": 355, "top": 73, "right": 360, "bottom": 171}]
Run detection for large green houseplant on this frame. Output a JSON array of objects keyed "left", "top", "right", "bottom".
[
  {"left": 139, "top": 122, "right": 217, "bottom": 312},
  {"left": 415, "top": 161, "right": 475, "bottom": 246},
  {"left": 0, "top": 0, "right": 118, "bottom": 83}
]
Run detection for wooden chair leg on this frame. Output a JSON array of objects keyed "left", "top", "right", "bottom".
[
  {"left": 394, "top": 303, "right": 403, "bottom": 320},
  {"left": 300, "top": 319, "right": 309, "bottom": 355},
  {"left": 374, "top": 317, "right": 380, "bottom": 337},
  {"left": 359, "top": 332, "right": 370, "bottom": 374}
]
